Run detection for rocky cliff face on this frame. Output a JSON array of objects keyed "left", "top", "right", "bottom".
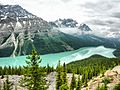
[{"left": 0, "top": 5, "right": 50, "bottom": 57}]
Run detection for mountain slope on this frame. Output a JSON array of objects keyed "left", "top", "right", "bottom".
[
  {"left": 50, "top": 19, "right": 120, "bottom": 53},
  {"left": 0, "top": 5, "right": 120, "bottom": 57},
  {"left": 0, "top": 5, "right": 85, "bottom": 57}
]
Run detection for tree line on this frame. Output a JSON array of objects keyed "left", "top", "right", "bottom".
[
  {"left": 56, "top": 61, "right": 82, "bottom": 90},
  {"left": 0, "top": 49, "right": 54, "bottom": 90},
  {"left": 0, "top": 51, "right": 120, "bottom": 90},
  {"left": 66, "top": 55, "right": 120, "bottom": 88}
]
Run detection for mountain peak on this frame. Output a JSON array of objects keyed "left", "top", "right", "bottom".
[
  {"left": 50, "top": 18, "right": 78, "bottom": 28},
  {"left": 0, "top": 4, "right": 50, "bottom": 30},
  {"left": 78, "top": 23, "right": 92, "bottom": 31},
  {"left": 0, "top": 4, "right": 35, "bottom": 18}
]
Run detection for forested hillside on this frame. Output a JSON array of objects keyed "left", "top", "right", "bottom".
[
  {"left": 66, "top": 55, "right": 120, "bottom": 87},
  {"left": 0, "top": 54, "right": 120, "bottom": 90}
]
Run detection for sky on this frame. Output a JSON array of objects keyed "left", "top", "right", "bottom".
[{"left": 0, "top": 0, "right": 120, "bottom": 37}]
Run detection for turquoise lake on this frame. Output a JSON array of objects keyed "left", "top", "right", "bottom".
[{"left": 0, "top": 46, "right": 116, "bottom": 68}]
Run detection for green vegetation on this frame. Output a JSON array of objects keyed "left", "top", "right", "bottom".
[
  {"left": 102, "top": 77, "right": 111, "bottom": 85},
  {"left": 113, "top": 49, "right": 120, "bottom": 57},
  {"left": 0, "top": 65, "right": 53, "bottom": 76},
  {"left": 20, "top": 49, "right": 47, "bottom": 90},
  {"left": 56, "top": 61, "right": 69, "bottom": 90},
  {"left": 62, "top": 63, "right": 68, "bottom": 84},
  {"left": 96, "top": 83, "right": 107, "bottom": 90},
  {"left": 56, "top": 61, "right": 63, "bottom": 90},
  {"left": 113, "top": 82, "right": 120, "bottom": 90},
  {"left": 76, "top": 75, "right": 82, "bottom": 90},
  {"left": 66, "top": 55, "right": 120, "bottom": 86},
  {"left": 70, "top": 73, "right": 76, "bottom": 90},
  {"left": 59, "top": 83, "right": 69, "bottom": 90},
  {"left": 0, "top": 54, "right": 120, "bottom": 90},
  {"left": 46, "top": 64, "right": 54, "bottom": 74},
  {"left": 96, "top": 77, "right": 111, "bottom": 90},
  {"left": 0, "top": 66, "right": 24, "bottom": 75},
  {"left": 0, "top": 50, "right": 53, "bottom": 90}
]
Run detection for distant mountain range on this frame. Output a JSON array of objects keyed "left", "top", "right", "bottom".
[
  {"left": 0, "top": 4, "right": 120, "bottom": 57},
  {"left": 49, "top": 18, "right": 91, "bottom": 32},
  {"left": 49, "top": 18, "right": 78, "bottom": 28}
]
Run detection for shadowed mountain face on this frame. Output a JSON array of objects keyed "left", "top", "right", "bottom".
[{"left": 0, "top": 5, "right": 120, "bottom": 57}]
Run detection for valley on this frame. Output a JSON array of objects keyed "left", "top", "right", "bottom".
[
  {"left": 0, "top": 5, "right": 120, "bottom": 57},
  {"left": 0, "top": 3, "right": 120, "bottom": 90}
]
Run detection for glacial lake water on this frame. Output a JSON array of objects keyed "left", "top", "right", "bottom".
[{"left": 0, "top": 46, "right": 116, "bottom": 68}]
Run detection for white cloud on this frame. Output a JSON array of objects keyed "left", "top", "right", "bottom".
[
  {"left": 0, "top": 0, "right": 95, "bottom": 23},
  {"left": 0, "top": 0, "right": 120, "bottom": 35}
]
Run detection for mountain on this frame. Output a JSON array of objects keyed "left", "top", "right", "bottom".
[
  {"left": 49, "top": 19, "right": 92, "bottom": 35},
  {"left": 50, "top": 19, "right": 120, "bottom": 57},
  {"left": 0, "top": 5, "right": 83, "bottom": 57},
  {"left": 0, "top": 5, "right": 49, "bottom": 57},
  {"left": 49, "top": 18, "right": 91, "bottom": 32},
  {"left": 50, "top": 18, "right": 120, "bottom": 48},
  {"left": 49, "top": 18, "right": 78, "bottom": 28},
  {"left": 78, "top": 23, "right": 92, "bottom": 31},
  {"left": 0, "top": 4, "right": 120, "bottom": 57}
]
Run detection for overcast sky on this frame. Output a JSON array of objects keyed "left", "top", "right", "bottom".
[{"left": 0, "top": 0, "right": 120, "bottom": 37}]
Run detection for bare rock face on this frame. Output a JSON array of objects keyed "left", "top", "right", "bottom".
[
  {"left": 104, "top": 70, "right": 117, "bottom": 78},
  {"left": 0, "top": 5, "right": 51, "bottom": 57},
  {"left": 112, "top": 66, "right": 120, "bottom": 75}
]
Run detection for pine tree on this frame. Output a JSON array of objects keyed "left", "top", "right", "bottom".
[
  {"left": 82, "top": 71, "right": 88, "bottom": 86},
  {"left": 81, "top": 73, "right": 85, "bottom": 84},
  {"left": 84, "top": 76, "right": 88, "bottom": 87},
  {"left": 62, "top": 63, "right": 67, "bottom": 84},
  {"left": 56, "top": 61, "right": 62, "bottom": 90},
  {"left": 46, "top": 64, "right": 51, "bottom": 74},
  {"left": 62, "top": 63, "right": 69, "bottom": 89},
  {"left": 76, "top": 75, "right": 81, "bottom": 90},
  {"left": 76, "top": 68, "right": 80, "bottom": 74},
  {"left": 70, "top": 73, "right": 76, "bottom": 90},
  {"left": 8, "top": 66, "right": 11, "bottom": 75},
  {"left": 59, "top": 83, "right": 69, "bottom": 90},
  {"left": 20, "top": 49, "right": 47, "bottom": 90},
  {"left": 3, "top": 75, "right": 13, "bottom": 90},
  {"left": 96, "top": 84, "right": 100, "bottom": 90},
  {"left": 11, "top": 67, "right": 15, "bottom": 75}
]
